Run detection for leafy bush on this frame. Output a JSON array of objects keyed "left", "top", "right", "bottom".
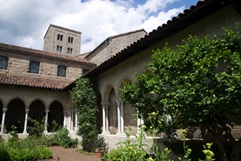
[
  {"left": 0, "top": 136, "right": 53, "bottom": 161},
  {"left": 27, "top": 117, "right": 45, "bottom": 137},
  {"left": 46, "top": 127, "right": 78, "bottom": 148},
  {"left": 0, "top": 139, "right": 10, "bottom": 161},
  {"left": 103, "top": 128, "right": 151, "bottom": 161},
  {"left": 95, "top": 136, "right": 107, "bottom": 151}
]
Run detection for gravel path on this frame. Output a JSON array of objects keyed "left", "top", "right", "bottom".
[{"left": 41, "top": 146, "right": 102, "bottom": 161}]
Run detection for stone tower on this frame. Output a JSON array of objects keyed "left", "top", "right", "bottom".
[{"left": 43, "top": 24, "right": 81, "bottom": 55}]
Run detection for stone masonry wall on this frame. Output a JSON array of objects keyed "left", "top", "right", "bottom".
[
  {"left": 87, "top": 30, "right": 147, "bottom": 66},
  {"left": 0, "top": 50, "right": 88, "bottom": 81},
  {"left": 43, "top": 25, "right": 81, "bottom": 55}
]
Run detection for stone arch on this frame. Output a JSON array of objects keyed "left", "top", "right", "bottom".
[
  {"left": 104, "top": 85, "right": 117, "bottom": 134},
  {"left": 28, "top": 100, "right": 45, "bottom": 133},
  {"left": 119, "top": 78, "right": 138, "bottom": 134},
  {"left": 5, "top": 98, "right": 25, "bottom": 133},
  {"left": 48, "top": 101, "right": 63, "bottom": 132},
  {"left": 118, "top": 77, "right": 132, "bottom": 98},
  {"left": 29, "top": 100, "right": 45, "bottom": 121}
]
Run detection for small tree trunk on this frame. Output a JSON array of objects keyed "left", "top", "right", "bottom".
[
  {"left": 215, "top": 140, "right": 229, "bottom": 161},
  {"left": 230, "top": 140, "right": 241, "bottom": 161},
  {"left": 207, "top": 127, "right": 229, "bottom": 161}
]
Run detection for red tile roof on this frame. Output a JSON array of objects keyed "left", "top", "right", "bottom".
[
  {"left": 0, "top": 42, "right": 95, "bottom": 66},
  {"left": 0, "top": 73, "right": 73, "bottom": 90}
]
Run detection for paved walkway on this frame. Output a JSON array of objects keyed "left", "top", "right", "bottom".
[{"left": 42, "top": 146, "right": 102, "bottom": 161}]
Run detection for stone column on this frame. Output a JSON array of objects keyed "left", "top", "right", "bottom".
[
  {"left": 116, "top": 99, "right": 121, "bottom": 134},
  {"left": 1, "top": 107, "right": 7, "bottom": 134},
  {"left": 75, "top": 110, "right": 78, "bottom": 132},
  {"left": 23, "top": 108, "right": 29, "bottom": 134},
  {"left": 44, "top": 109, "right": 49, "bottom": 133},
  {"left": 63, "top": 111, "right": 67, "bottom": 127},
  {"left": 120, "top": 101, "right": 124, "bottom": 133},
  {"left": 101, "top": 102, "right": 110, "bottom": 134},
  {"left": 69, "top": 111, "right": 72, "bottom": 131},
  {"left": 101, "top": 102, "right": 106, "bottom": 134},
  {"left": 105, "top": 103, "right": 110, "bottom": 134}
]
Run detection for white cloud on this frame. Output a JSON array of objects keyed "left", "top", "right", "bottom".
[{"left": 0, "top": 0, "right": 185, "bottom": 54}]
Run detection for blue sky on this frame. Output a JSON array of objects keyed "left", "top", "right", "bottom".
[{"left": 0, "top": 0, "right": 199, "bottom": 53}]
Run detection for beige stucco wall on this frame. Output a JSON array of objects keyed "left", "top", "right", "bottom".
[{"left": 0, "top": 86, "right": 71, "bottom": 109}]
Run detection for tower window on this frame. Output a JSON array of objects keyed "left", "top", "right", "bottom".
[
  {"left": 58, "top": 65, "right": 66, "bottom": 77},
  {"left": 68, "top": 36, "right": 73, "bottom": 43},
  {"left": 0, "top": 56, "right": 9, "bottom": 70},
  {"left": 67, "top": 48, "right": 73, "bottom": 54},
  {"left": 57, "top": 34, "right": 63, "bottom": 41},
  {"left": 56, "top": 45, "right": 63, "bottom": 53},
  {"left": 29, "top": 61, "right": 40, "bottom": 74}
]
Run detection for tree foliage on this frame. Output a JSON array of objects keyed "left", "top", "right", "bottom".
[
  {"left": 71, "top": 78, "right": 98, "bottom": 152},
  {"left": 121, "top": 25, "right": 241, "bottom": 161}
]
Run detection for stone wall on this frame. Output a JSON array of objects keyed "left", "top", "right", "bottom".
[
  {"left": 86, "top": 30, "right": 147, "bottom": 65},
  {"left": 0, "top": 50, "right": 87, "bottom": 81}
]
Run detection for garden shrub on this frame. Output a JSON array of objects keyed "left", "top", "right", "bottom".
[
  {"left": 71, "top": 78, "right": 99, "bottom": 152},
  {"left": 46, "top": 126, "right": 78, "bottom": 148},
  {"left": 0, "top": 136, "right": 53, "bottom": 161},
  {"left": 27, "top": 117, "right": 45, "bottom": 137},
  {"left": 0, "top": 139, "right": 10, "bottom": 161}
]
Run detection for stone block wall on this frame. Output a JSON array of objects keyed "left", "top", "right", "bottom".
[
  {"left": 43, "top": 25, "right": 81, "bottom": 55},
  {"left": 0, "top": 50, "right": 88, "bottom": 81},
  {"left": 86, "top": 30, "right": 147, "bottom": 65}
]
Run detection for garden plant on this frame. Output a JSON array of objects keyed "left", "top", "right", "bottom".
[{"left": 71, "top": 78, "right": 99, "bottom": 152}]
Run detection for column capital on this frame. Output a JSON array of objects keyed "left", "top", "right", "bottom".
[
  {"left": 25, "top": 108, "right": 29, "bottom": 112},
  {"left": 2, "top": 107, "right": 7, "bottom": 112},
  {"left": 45, "top": 109, "right": 49, "bottom": 113},
  {"left": 64, "top": 110, "right": 69, "bottom": 113},
  {"left": 101, "top": 102, "right": 109, "bottom": 107}
]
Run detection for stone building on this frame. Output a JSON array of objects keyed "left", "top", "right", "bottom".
[
  {"left": 0, "top": 0, "right": 240, "bottom": 151},
  {"left": 0, "top": 23, "right": 146, "bottom": 137},
  {"left": 0, "top": 42, "right": 95, "bottom": 136},
  {"left": 43, "top": 24, "right": 81, "bottom": 55}
]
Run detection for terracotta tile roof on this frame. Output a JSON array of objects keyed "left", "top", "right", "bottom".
[
  {"left": 0, "top": 73, "right": 73, "bottom": 90},
  {"left": 0, "top": 42, "right": 95, "bottom": 66}
]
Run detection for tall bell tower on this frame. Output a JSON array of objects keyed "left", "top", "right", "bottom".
[{"left": 43, "top": 24, "right": 81, "bottom": 55}]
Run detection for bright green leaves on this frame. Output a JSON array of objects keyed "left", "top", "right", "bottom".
[
  {"left": 121, "top": 25, "right": 241, "bottom": 137},
  {"left": 71, "top": 78, "right": 98, "bottom": 152}
]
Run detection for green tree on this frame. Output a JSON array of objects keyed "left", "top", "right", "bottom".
[
  {"left": 71, "top": 78, "right": 98, "bottom": 152},
  {"left": 121, "top": 25, "right": 241, "bottom": 161}
]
